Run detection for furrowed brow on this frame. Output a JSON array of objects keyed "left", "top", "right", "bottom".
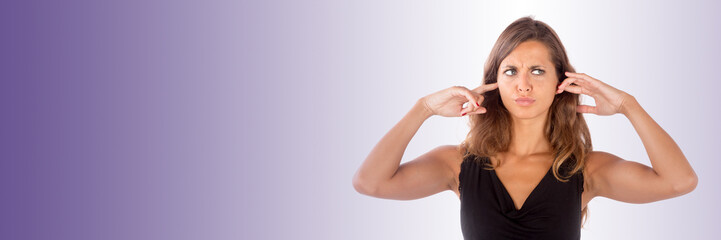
[{"left": 501, "top": 64, "right": 546, "bottom": 69}]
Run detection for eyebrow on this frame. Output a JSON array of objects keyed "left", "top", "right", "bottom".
[{"left": 501, "top": 65, "right": 546, "bottom": 69}]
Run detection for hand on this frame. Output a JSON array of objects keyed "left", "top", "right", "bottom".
[
  {"left": 556, "top": 72, "right": 632, "bottom": 115},
  {"left": 421, "top": 83, "right": 499, "bottom": 117}
]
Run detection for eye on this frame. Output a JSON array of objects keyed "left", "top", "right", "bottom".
[
  {"left": 531, "top": 69, "right": 545, "bottom": 75},
  {"left": 503, "top": 69, "right": 516, "bottom": 76}
]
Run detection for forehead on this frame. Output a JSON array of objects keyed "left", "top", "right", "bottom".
[{"left": 501, "top": 40, "right": 553, "bottom": 67}]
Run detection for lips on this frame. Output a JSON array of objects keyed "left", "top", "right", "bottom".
[{"left": 515, "top": 97, "right": 536, "bottom": 106}]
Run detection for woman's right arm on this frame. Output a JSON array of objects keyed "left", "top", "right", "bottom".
[
  {"left": 352, "top": 84, "right": 497, "bottom": 200},
  {"left": 352, "top": 99, "right": 446, "bottom": 200}
]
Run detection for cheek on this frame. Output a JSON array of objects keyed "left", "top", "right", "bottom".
[
  {"left": 497, "top": 80, "right": 513, "bottom": 92},
  {"left": 541, "top": 90, "right": 560, "bottom": 108},
  {"left": 497, "top": 85, "right": 514, "bottom": 100},
  {"left": 539, "top": 77, "right": 559, "bottom": 93}
]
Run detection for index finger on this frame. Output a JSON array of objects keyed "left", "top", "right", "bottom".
[
  {"left": 565, "top": 72, "right": 597, "bottom": 82},
  {"left": 472, "top": 82, "right": 499, "bottom": 94}
]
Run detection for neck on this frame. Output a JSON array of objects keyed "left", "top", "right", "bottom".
[{"left": 508, "top": 113, "right": 552, "bottom": 157}]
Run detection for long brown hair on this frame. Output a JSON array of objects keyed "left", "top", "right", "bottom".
[{"left": 459, "top": 16, "right": 593, "bottom": 227}]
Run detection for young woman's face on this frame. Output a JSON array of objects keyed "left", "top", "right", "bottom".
[{"left": 497, "top": 40, "right": 559, "bottom": 120}]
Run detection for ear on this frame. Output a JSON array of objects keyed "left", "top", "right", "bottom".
[{"left": 555, "top": 81, "right": 562, "bottom": 95}]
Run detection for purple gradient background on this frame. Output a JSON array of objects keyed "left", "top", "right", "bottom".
[{"left": 4, "top": 0, "right": 720, "bottom": 239}]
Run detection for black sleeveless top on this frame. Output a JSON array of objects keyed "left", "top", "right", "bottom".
[{"left": 459, "top": 153, "right": 584, "bottom": 240}]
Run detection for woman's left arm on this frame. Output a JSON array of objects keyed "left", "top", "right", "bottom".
[
  {"left": 558, "top": 72, "right": 698, "bottom": 203},
  {"left": 618, "top": 92, "right": 698, "bottom": 190}
]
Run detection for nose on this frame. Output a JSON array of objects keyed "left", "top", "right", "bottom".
[{"left": 517, "top": 73, "right": 532, "bottom": 93}]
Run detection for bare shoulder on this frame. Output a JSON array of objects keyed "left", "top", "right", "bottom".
[
  {"left": 583, "top": 151, "right": 616, "bottom": 196},
  {"left": 584, "top": 151, "right": 622, "bottom": 172},
  {"left": 436, "top": 144, "right": 466, "bottom": 165},
  {"left": 442, "top": 144, "right": 466, "bottom": 196},
  {"left": 437, "top": 144, "right": 466, "bottom": 171},
  {"left": 418, "top": 144, "right": 466, "bottom": 189}
]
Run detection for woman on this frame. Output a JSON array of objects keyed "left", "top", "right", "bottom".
[{"left": 352, "top": 16, "right": 698, "bottom": 239}]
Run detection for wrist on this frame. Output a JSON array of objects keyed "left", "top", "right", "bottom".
[
  {"left": 415, "top": 98, "right": 435, "bottom": 119},
  {"left": 619, "top": 94, "right": 639, "bottom": 116}
]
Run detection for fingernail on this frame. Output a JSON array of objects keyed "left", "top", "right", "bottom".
[
  {"left": 461, "top": 113, "right": 466, "bottom": 116},
  {"left": 476, "top": 102, "right": 480, "bottom": 107}
]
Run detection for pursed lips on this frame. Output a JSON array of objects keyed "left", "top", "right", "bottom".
[{"left": 514, "top": 97, "right": 535, "bottom": 106}]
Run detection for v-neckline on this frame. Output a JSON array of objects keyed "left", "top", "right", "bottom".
[{"left": 490, "top": 161, "right": 553, "bottom": 212}]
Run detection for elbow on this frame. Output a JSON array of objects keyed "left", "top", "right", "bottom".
[
  {"left": 672, "top": 174, "right": 698, "bottom": 195},
  {"left": 352, "top": 173, "right": 377, "bottom": 196}
]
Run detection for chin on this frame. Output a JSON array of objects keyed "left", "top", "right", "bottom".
[
  {"left": 506, "top": 107, "right": 548, "bottom": 120},
  {"left": 511, "top": 112, "right": 541, "bottom": 120}
]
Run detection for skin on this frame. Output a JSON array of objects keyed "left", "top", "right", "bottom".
[
  {"left": 482, "top": 40, "right": 564, "bottom": 210},
  {"left": 353, "top": 40, "right": 698, "bottom": 213},
  {"left": 496, "top": 40, "right": 558, "bottom": 157}
]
